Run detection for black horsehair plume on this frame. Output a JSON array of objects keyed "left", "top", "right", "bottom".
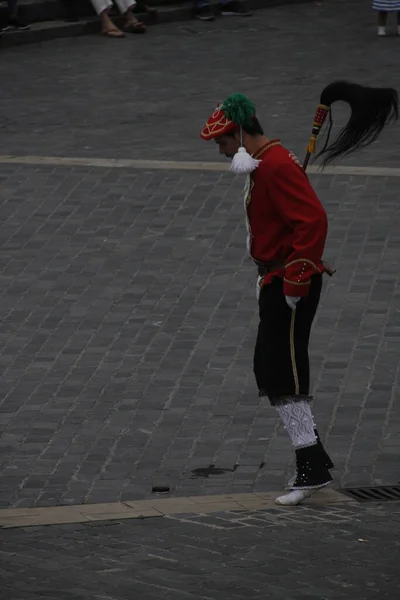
[{"left": 316, "top": 81, "right": 398, "bottom": 167}]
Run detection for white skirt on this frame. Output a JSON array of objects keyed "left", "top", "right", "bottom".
[
  {"left": 372, "top": 0, "right": 400, "bottom": 10},
  {"left": 90, "top": 0, "right": 136, "bottom": 15}
]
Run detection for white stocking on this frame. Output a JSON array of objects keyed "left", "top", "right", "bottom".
[{"left": 276, "top": 399, "right": 317, "bottom": 449}]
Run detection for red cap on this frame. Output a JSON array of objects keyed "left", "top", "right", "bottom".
[{"left": 200, "top": 104, "right": 238, "bottom": 140}]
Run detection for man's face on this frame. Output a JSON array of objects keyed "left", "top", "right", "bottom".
[{"left": 214, "top": 133, "right": 240, "bottom": 159}]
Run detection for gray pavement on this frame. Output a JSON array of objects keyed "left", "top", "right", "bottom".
[
  {"left": 1, "top": 501, "right": 400, "bottom": 600},
  {"left": 0, "top": 0, "right": 399, "bottom": 508},
  {"left": 1, "top": 0, "right": 400, "bottom": 598},
  {"left": 1, "top": 162, "right": 399, "bottom": 508},
  {"left": 0, "top": 0, "right": 399, "bottom": 166}
]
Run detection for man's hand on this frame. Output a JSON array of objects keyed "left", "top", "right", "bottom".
[{"left": 285, "top": 296, "right": 301, "bottom": 310}]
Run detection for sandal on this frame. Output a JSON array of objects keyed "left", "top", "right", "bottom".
[
  {"left": 102, "top": 28, "right": 125, "bottom": 38},
  {"left": 124, "top": 20, "right": 146, "bottom": 33}
]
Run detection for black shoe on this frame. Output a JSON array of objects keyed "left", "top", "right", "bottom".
[
  {"left": 1, "top": 18, "right": 30, "bottom": 32},
  {"left": 314, "top": 429, "right": 334, "bottom": 470},
  {"left": 291, "top": 444, "right": 333, "bottom": 490},
  {"left": 287, "top": 429, "right": 333, "bottom": 489},
  {"left": 195, "top": 5, "right": 215, "bottom": 21},
  {"left": 220, "top": 1, "right": 252, "bottom": 16}
]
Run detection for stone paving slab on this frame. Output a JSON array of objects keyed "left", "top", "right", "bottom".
[
  {"left": 0, "top": 162, "right": 399, "bottom": 509},
  {"left": 0, "top": 501, "right": 399, "bottom": 600},
  {"left": 1, "top": 0, "right": 399, "bottom": 166},
  {"left": 3, "top": 154, "right": 400, "bottom": 178},
  {"left": 0, "top": 488, "right": 352, "bottom": 528}
]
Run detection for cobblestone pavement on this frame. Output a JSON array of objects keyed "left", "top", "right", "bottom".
[
  {"left": 1, "top": 501, "right": 400, "bottom": 599},
  {"left": 0, "top": 0, "right": 400, "bottom": 166},
  {"left": 1, "top": 161, "right": 400, "bottom": 508},
  {"left": 1, "top": 1, "right": 400, "bottom": 598},
  {"left": 1, "top": 0, "right": 400, "bottom": 512},
  {"left": 0, "top": 0, "right": 399, "bottom": 514}
]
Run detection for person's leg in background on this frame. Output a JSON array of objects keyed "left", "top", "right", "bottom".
[
  {"left": 91, "top": 0, "right": 124, "bottom": 36},
  {"left": 114, "top": 0, "right": 146, "bottom": 32},
  {"left": 1, "top": 0, "right": 30, "bottom": 31},
  {"left": 90, "top": 0, "right": 145, "bottom": 37},
  {"left": 377, "top": 10, "right": 388, "bottom": 36}
]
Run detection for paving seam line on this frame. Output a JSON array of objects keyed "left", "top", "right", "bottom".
[{"left": 0, "top": 155, "right": 399, "bottom": 177}]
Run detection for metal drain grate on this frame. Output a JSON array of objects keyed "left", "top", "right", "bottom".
[{"left": 341, "top": 485, "right": 400, "bottom": 502}]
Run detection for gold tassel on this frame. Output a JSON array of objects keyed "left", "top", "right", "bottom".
[{"left": 306, "top": 135, "right": 317, "bottom": 154}]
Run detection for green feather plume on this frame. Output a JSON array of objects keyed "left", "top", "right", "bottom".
[{"left": 221, "top": 93, "right": 256, "bottom": 126}]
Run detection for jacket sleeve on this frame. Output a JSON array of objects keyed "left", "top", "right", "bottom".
[{"left": 266, "top": 162, "right": 328, "bottom": 297}]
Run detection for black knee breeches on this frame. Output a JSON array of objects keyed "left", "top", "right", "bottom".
[{"left": 253, "top": 275, "right": 322, "bottom": 405}]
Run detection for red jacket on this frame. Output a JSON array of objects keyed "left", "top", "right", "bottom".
[{"left": 246, "top": 140, "right": 328, "bottom": 297}]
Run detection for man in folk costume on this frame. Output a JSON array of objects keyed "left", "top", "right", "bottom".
[{"left": 200, "top": 82, "right": 398, "bottom": 506}]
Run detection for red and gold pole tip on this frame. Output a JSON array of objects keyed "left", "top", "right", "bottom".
[{"left": 305, "top": 103, "right": 330, "bottom": 154}]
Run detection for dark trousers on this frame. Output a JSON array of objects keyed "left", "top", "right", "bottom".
[
  {"left": 7, "top": 0, "right": 18, "bottom": 15},
  {"left": 254, "top": 275, "right": 322, "bottom": 404}
]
